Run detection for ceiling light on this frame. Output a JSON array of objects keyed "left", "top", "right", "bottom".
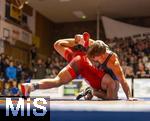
[
  {"left": 73, "top": 11, "right": 86, "bottom": 19},
  {"left": 82, "top": 15, "right": 86, "bottom": 19},
  {"left": 25, "top": 0, "right": 29, "bottom": 4}
]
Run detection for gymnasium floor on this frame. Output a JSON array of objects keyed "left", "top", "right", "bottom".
[
  {"left": 50, "top": 98, "right": 150, "bottom": 121},
  {"left": 0, "top": 97, "right": 150, "bottom": 121}
]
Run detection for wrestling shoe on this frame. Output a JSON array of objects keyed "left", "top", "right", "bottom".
[
  {"left": 76, "top": 91, "right": 84, "bottom": 100},
  {"left": 76, "top": 87, "right": 93, "bottom": 100},
  {"left": 21, "top": 83, "right": 31, "bottom": 98},
  {"left": 83, "top": 32, "right": 90, "bottom": 48},
  {"left": 75, "top": 32, "right": 90, "bottom": 48}
]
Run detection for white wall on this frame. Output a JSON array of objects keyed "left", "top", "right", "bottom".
[
  {"left": 134, "top": 78, "right": 150, "bottom": 97},
  {"left": 102, "top": 16, "right": 150, "bottom": 39}
]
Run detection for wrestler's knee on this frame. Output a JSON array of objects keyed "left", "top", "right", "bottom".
[
  {"left": 103, "top": 74, "right": 119, "bottom": 91},
  {"left": 53, "top": 76, "right": 67, "bottom": 87}
]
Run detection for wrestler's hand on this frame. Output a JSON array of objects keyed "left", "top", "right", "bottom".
[{"left": 74, "top": 34, "right": 84, "bottom": 45}]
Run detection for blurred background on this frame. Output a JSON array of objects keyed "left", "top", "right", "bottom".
[{"left": 0, "top": 0, "right": 149, "bottom": 98}]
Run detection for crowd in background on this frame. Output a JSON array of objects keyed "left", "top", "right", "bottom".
[
  {"left": 0, "top": 49, "right": 68, "bottom": 96},
  {"left": 106, "top": 37, "right": 150, "bottom": 78},
  {"left": 31, "top": 51, "right": 67, "bottom": 79},
  {"left": 0, "top": 53, "right": 32, "bottom": 96},
  {"left": 0, "top": 37, "right": 149, "bottom": 96}
]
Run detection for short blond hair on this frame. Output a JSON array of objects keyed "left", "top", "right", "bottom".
[{"left": 87, "top": 40, "right": 108, "bottom": 58}]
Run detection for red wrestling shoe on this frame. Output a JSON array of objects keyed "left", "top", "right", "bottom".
[
  {"left": 21, "top": 83, "right": 31, "bottom": 97},
  {"left": 83, "top": 32, "right": 90, "bottom": 48},
  {"left": 75, "top": 32, "right": 90, "bottom": 48}
]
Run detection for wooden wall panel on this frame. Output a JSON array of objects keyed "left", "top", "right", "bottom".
[
  {"left": 35, "top": 12, "right": 54, "bottom": 58},
  {"left": 4, "top": 41, "right": 30, "bottom": 65},
  {"left": 35, "top": 12, "right": 106, "bottom": 58},
  {"left": 53, "top": 20, "right": 105, "bottom": 42},
  {"left": 53, "top": 21, "right": 97, "bottom": 40}
]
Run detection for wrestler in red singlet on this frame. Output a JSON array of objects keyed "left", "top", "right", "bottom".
[{"left": 64, "top": 47, "right": 105, "bottom": 90}]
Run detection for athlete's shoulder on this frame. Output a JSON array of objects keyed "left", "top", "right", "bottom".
[
  {"left": 107, "top": 51, "right": 119, "bottom": 66},
  {"left": 111, "top": 52, "right": 118, "bottom": 59},
  {"left": 95, "top": 40, "right": 109, "bottom": 46}
]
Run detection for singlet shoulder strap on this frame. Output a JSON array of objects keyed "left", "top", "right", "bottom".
[{"left": 102, "top": 52, "right": 113, "bottom": 66}]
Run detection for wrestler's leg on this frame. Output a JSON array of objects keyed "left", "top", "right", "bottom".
[
  {"left": 21, "top": 65, "right": 76, "bottom": 96},
  {"left": 93, "top": 74, "right": 119, "bottom": 100},
  {"left": 37, "top": 67, "right": 74, "bottom": 89}
]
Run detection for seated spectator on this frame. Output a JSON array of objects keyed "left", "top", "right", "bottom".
[
  {"left": 45, "top": 57, "right": 51, "bottom": 68},
  {"left": 10, "top": 81, "right": 20, "bottom": 96},
  {"left": 46, "top": 65, "right": 51, "bottom": 78},
  {"left": 31, "top": 44, "right": 37, "bottom": 66},
  {"left": 125, "top": 65, "right": 134, "bottom": 78},
  {"left": 16, "top": 63, "right": 23, "bottom": 85},
  {"left": 3, "top": 82, "right": 11, "bottom": 96},
  {"left": 2, "top": 57, "right": 10, "bottom": 81},
  {"left": 34, "top": 59, "right": 46, "bottom": 79},
  {"left": 136, "top": 62, "right": 146, "bottom": 78}
]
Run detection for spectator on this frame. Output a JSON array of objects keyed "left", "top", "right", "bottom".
[
  {"left": 31, "top": 44, "right": 37, "bottom": 66},
  {"left": 10, "top": 81, "right": 20, "bottom": 96},
  {"left": 6, "top": 61, "right": 17, "bottom": 81},
  {"left": 2, "top": 57, "right": 10, "bottom": 80},
  {"left": 46, "top": 64, "right": 51, "bottom": 78},
  {"left": 3, "top": 82, "right": 11, "bottom": 96},
  {"left": 34, "top": 59, "right": 46, "bottom": 79},
  {"left": 136, "top": 62, "right": 146, "bottom": 78},
  {"left": 125, "top": 65, "right": 134, "bottom": 78},
  {"left": 45, "top": 57, "right": 51, "bottom": 68},
  {"left": 16, "top": 63, "right": 23, "bottom": 85},
  {"left": 22, "top": 64, "right": 33, "bottom": 82}
]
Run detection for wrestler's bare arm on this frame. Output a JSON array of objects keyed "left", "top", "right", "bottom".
[
  {"left": 55, "top": 38, "right": 77, "bottom": 48},
  {"left": 107, "top": 54, "right": 132, "bottom": 99},
  {"left": 54, "top": 36, "right": 95, "bottom": 54}
]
